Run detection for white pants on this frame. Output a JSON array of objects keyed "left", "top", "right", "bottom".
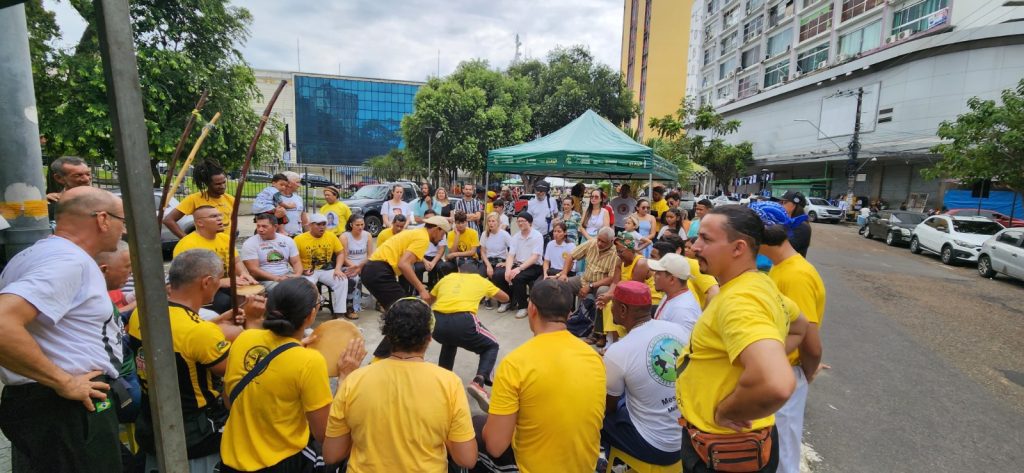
[
  {"left": 304, "top": 269, "right": 348, "bottom": 314},
  {"left": 776, "top": 365, "right": 808, "bottom": 473}
]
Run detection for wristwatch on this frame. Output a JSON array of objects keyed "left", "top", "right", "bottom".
[{"left": 588, "top": 282, "right": 594, "bottom": 290}]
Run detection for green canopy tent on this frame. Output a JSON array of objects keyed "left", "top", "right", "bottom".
[{"left": 486, "top": 110, "right": 678, "bottom": 191}]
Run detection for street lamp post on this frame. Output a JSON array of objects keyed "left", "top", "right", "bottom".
[{"left": 425, "top": 126, "right": 443, "bottom": 187}]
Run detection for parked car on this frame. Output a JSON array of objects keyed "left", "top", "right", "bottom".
[
  {"left": 341, "top": 181, "right": 420, "bottom": 236},
  {"left": 709, "top": 195, "right": 740, "bottom": 207},
  {"left": 805, "top": 197, "right": 844, "bottom": 223},
  {"left": 862, "top": 210, "right": 927, "bottom": 246},
  {"left": 227, "top": 169, "right": 273, "bottom": 183},
  {"left": 111, "top": 189, "right": 194, "bottom": 259},
  {"left": 945, "top": 208, "right": 1024, "bottom": 228},
  {"left": 300, "top": 173, "right": 335, "bottom": 188},
  {"left": 909, "top": 215, "right": 1003, "bottom": 265},
  {"left": 977, "top": 228, "right": 1024, "bottom": 281},
  {"left": 514, "top": 194, "right": 535, "bottom": 214},
  {"left": 677, "top": 191, "right": 696, "bottom": 211}
]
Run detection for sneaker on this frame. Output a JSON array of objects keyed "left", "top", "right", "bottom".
[
  {"left": 344, "top": 311, "right": 360, "bottom": 320},
  {"left": 497, "top": 303, "right": 511, "bottom": 313},
  {"left": 467, "top": 382, "right": 490, "bottom": 411},
  {"left": 483, "top": 299, "right": 494, "bottom": 310},
  {"left": 514, "top": 309, "right": 528, "bottom": 319}
]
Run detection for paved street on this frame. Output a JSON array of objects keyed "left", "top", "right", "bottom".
[{"left": 2, "top": 219, "right": 1022, "bottom": 472}]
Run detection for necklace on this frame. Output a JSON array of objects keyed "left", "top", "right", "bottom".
[{"left": 390, "top": 354, "right": 424, "bottom": 361}]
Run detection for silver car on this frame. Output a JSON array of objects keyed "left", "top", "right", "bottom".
[
  {"left": 978, "top": 228, "right": 1024, "bottom": 282},
  {"left": 805, "top": 197, "right": 844, "bottom": 223}
]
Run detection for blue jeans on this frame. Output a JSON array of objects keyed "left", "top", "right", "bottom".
[{"left": 602, "top": 399, "right": 680, "bottom": 466}]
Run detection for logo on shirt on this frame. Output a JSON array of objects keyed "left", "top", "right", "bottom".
[
  {"left": 265, "top": 249, "right": 285, "bottom": 263},
  {"left": 243, "top": 346, "right": 270, "bottom": 372},
  {"left": 647, "top": 334, "right": 685, "bottom": 386},
  {"left": 216, "top": 340, "right": 229, "bottom": 352}
]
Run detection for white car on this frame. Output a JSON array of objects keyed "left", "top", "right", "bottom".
[
  {"left": 805, "top": 197, "right": 844, "bottom": 223},
  {"left": 909, "top": 215, "right": 1003, "bottom": 265},
  {"left": 977, "top": 228, "right": 1024, "bottom": 282}
]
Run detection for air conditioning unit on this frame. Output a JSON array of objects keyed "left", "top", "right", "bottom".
[
  {"left": 836, "top": 54, "right": 851, "bottom": 63},
  {"left": 816, "top": 60, "right": 828, "bottom": 70},
  {"left": 897, "top": 30, "right": 913, "bottom": 40},
  {"left": 884, "top": 35, "right": 898, "bottom": 45}
]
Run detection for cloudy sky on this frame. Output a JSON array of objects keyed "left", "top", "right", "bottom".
[{"left": 46, "top": 0, "right": 625, "bottom": 82}]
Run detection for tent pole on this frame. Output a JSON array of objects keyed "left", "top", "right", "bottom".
[
  {"left": 484, "top": 162, "right": 489, "bottom": 201},
  {"left": 648, "top": 172, "right": 653, "bottom": 197}
]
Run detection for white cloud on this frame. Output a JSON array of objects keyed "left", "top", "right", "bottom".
[{"left": 45, "top": 0, "right": 624, "bottom": 82}]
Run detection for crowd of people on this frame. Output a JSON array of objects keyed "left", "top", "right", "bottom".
[{"left": 0, "top": 160, "right": 829, "bottom": 473}]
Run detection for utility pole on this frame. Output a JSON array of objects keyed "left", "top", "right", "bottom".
[
  {"left": 845, "top": 87, "right": 864, "bottom": 208},
  {"left": 0, "top": 4, "right": 52, "bottom": 263}
]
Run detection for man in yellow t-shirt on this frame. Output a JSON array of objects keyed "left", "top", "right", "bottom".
[
  {"left": 375, "top": 213, "right": 407, "bottom": 247},
  {"left": 320, "top": 186, "right": 351, "bottom": 236},
  {"left": 363, "top": 216, "right": 450, "bottom": 358},
  {"left": 163, "top": 160, "right": 236, "bottom": 236},
  {"left": 650, "top": 185, "right": 669, "bottom": 229},
  {"left": 751, "top": 200, "right": 826, "bottom": 473},
  {"left": 294, "top": 214, "right": 350, "bottom": 319},
  {"left": 445, "top": 210, "right": 480, "bottom": 264},
  {"left": 127, "top": 249, "right": 232, "bottom": 467},
  {"left": 173, "top": 205, "right": 257, "bottom": 313},
  {"left": 477, "top": 279, "right": 605, "bottom": 473},
  {"left": 430, "top": 261, "right": 509, "bottom": 406},
  {"left": 676, "top": 206, "right": 797, "bottom": 471}
]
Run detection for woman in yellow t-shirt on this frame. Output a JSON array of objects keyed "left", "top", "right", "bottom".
[
  {"left": 320, "top": 186, "right": 351, "bottom": 236},
  {"left": 220, "top": 278, "right": 365, "bottom": 472},
  {"left": 323, "top": 298, "right": 478, "bottom": 470}
]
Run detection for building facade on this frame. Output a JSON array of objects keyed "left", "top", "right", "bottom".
[
  {"left": 253, "top": 69, "right": 423, "bottom": 166},
  {"left": 621, "top": 0, "right": 694, "bottom": 140},
  {"left": 687, "top": 0, "right": 1023, "bottom": 208}
]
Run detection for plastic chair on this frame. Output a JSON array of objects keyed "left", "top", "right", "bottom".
[{"left": 605, "top": 447, "right": 682, "bottom": 473}]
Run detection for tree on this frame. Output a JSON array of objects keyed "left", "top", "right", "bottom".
[
  {"left": 509, "top": 46, "right": 636, "bottom": 137},
  {"left": 401, "top": 60, "right": 532, "bottom": 185},
  {"left": 26, "top": 0, "right": 281, "bottom": 186},
  {"left": 924, "top": 79, "right": 1024, "bottom": 194},
  {"left": 648, "top": 97, "right": 753, "bottom": 192},
  {"left": 366, "top": 149, "right": 423, "bottom": 182}
]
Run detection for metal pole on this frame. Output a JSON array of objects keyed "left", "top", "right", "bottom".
[
  {"left": 427, "top": 134, "right": 433, "bottom": 188},
  {"left": 93, "top": 0, "right": 188, "bottom": 470},
  {"left": 0, "top": 4, "right": 52, "bottom": 263},
  {"left": 845, "top": 87, "right": 864, "bottom": 208}
]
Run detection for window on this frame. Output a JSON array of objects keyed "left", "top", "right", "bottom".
[
  {"left": 764, "top": 60, "right": 789, "bottom": 86},
  {"left": 744, "top": 16, "right": 764, "bottom": 42},
  {"left": 707, "top": 0, "right": 719, "bottom": 14},
  {"left": 723, "top": 6, "right": 740, "bottom": 28},
  {"left": 721, "top": 32, "right": 738, "bottom": 55},
  {"left": 702, "top": 74, "right": 712, "bottom": 88},
  {"left": 738, "top": 75, "right": 759, "bottom": 98},
  {"left": 839, "top": 20, "right": 882, "bottom": 56},
  {"left": 997, "top": 231, "right": 1024, "bottom": 247},
  {"left": 719, "top": 56, "right": 738, "bottom": 80},
  {"left": 891, "top": 0, "right": 949, "bottom": 36},
  {"left": 767, "top": 28, "right": 792, "bottom": 57},
  {"left": 717, "top": 84, "right": 732, "bottom": 100},
  {"left": 799, "top": 5, "right": 832, "bottom": 41},
  {"left": 796, "top": 43, "right": 828, "bottom": 72},
  {"left": 841, "top": 0, "right": 884, "bottom": 22},
  {"left": 768, "top": 0, "right": 795, "bottom": 28},
  {"left": 704, "top": 47, "right": 714, "bottom": 65},
  {"left": 741, "top": 45, "right": 762, "bottom": 68},
  {"left": 747, "top": 0, "right": 765, "bottom": 11},
  {"left": 700, "top": 91, "right": 713, "bottom": 107}
]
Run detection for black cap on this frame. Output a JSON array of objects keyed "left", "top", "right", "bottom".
[
  {"left": 779, "top": 190, "right": 805, "bottom": 206},
  {"left": 535, "top": 180, "right": 550, "bottom": 192},
  {"left": 517, "top": 211, "right": 534, "bottom": 224}
]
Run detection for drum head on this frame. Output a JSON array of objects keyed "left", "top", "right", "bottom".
[{"left": 307, "top": 319, "right": 363, "bottom": 377}]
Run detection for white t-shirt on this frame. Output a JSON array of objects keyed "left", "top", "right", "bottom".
[
  {"left": 604, "top": 319, "right": 688, "bottom": 453},
  {"left": 241, "top": 234, "right": 299, "bottom": 277},
  {"left": 652, "top": 290, "right": 702, "bottom": 336},
  {"left": 508, "top": 229, "right": 544, "bottom": 265},
  {"left": 610, "top": 196, "right": 637, "bottom": 226},
  {"left": 343, "top": 231, "right": 370, "bottom": 266},
  {"left": 381, "top": 200, "right": 412, "bottom": 224},
  {"left": 481, "top": 230, "right": 512, "bottom": 260},
  {"left": 424, "top": 238, "right": 447, "bottom": 259},
  {"left": 0, "top": 237, "right": 123, "bottom": 384},
  {"left": 280, "top": 193, "right": 304, "bottom": 235},
  {"left": 527, "top": 194, "right": 557, "bottom": 234},
  {"left": 544, "top": 240, "right": 576, "bottom": 272}
]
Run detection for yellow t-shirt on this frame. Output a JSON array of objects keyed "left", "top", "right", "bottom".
[
  {"left": 485, "top": 202, "right": 494, "bottom": 215},
  {"left": 176, "top": 192, "right": 235, "bottom": 235},
  {"left": 376, "top": 227, "right": 396, "bottom": 247},
  {"left": 128, "top": 303, "right": 230, "bottom": 413},
  {"left": 652, "top": 198, "right": 669, "bottom": 230},
  {"left": 320, "top": 201, "right": 352, "bottom": 236},
  {"left": 369, "top": 228, "right": 430, "bottom": 274},
  {"left": 326, "top": 359, "right": 475, "bottom": 472},
  {"left": 173, "top": 231, "right": 236, "bottom": 276},
  {"left": 294, "top": 232, "right": 344, "bottom": 271},
  {"left": 490, "top": 330, "right": 606, "bottom": 473},
  {"left": 675, "top": 271, "right": 792, "bottom": 434},
  {"left": 686, "top": 257, "right": 719, "bottom": 309},
  {"left": 430, "top": 272, "right": 500, "bottom": 314},
  {"left": 446, "top": 228, "right": 480, "bottom": 258},
  {"left": 769, "top": 254, "right": 826, "bottom": 365},
  {"left": 220, "top": 329, "right": 332, "bottom": 471}
]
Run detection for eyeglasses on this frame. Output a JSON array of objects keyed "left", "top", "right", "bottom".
[{"left": 91, "top": 210, "right": 126, "bottom": 222}]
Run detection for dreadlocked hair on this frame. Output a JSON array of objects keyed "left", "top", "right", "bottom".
[{"left": 193, "top": 158, "right": 225, "bottom": 196}]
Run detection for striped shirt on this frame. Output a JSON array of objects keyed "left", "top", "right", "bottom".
[{"left": 570, "top": 238, "right": 618, "bottom": 285}]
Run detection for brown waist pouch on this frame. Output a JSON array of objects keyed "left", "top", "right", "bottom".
[{"left": 680, "top": 418, "right": 772, "bottom": 472}]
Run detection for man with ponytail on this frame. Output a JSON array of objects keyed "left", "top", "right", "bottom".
[{"left": 164, "top": 158, "right": 236, "bottom": 237}]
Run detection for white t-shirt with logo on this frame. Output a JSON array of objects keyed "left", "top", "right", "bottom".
[
  {"left": 653, "top": 290, "right": 702, "bottom": 336},
  {"left": 544, "top": 240, "right": 576, "bottom": 272},
  {"left": 381, "top": 200, "right": 412, "bottom": 224},
  {"left": 241, "top": 234, "right": 299, "bottom": 277},
  {"left": 343, "top": 231, "right": 370, "bottom": 266},
  {"left": 0, "top": 237, "right": 123, "bottom": 384},
  {"left": 280, "top": 192, "right": 305, "bottom": 235},
  {"left": 610, "top": 196, "right": 637, "bottom": 227},
  {"left": 604, "top": 319, "right": 688, "bottom": 453}
]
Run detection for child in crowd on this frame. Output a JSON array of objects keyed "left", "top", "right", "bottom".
[{"left": 252, "top": 173, "right": 296, "bottom": 234}]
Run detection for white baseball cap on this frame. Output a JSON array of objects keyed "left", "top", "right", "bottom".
[
  {"left": 308, "top": 213, "right": 328, "bottom": 224},
  {"left": 647, "top": 253, "right": 692, "bottom": 280}
]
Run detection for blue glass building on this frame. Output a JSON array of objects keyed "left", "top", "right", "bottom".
[{"left": 294, "top": 75, "right": 421, "bottom": 166}]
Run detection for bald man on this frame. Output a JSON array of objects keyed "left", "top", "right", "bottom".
[{"left": 0, "top": 186, "right": 127, "bottom": 472}]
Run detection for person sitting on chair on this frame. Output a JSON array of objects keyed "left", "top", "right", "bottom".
[{"left": 294, "top": 214, "right": 349, "bottom": 320}]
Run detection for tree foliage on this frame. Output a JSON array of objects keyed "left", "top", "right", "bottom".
[
  {"left": 26, "top": 0, "right": 281, "bottom": 185},
  {"left": 366, "top": 149, "right": 423, "bottom": 182},
  {"left": 509, "top": 46, "right": 636, "bottom": 137},
  {"left": 924, "top": 79, "right": 1024, "bottom": 194},
  {"left": 401, "top": 59, "right": 533, "bottom": 185},
  {"left": 648, "top": 98, "right": 753, "bottom": 191}
]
